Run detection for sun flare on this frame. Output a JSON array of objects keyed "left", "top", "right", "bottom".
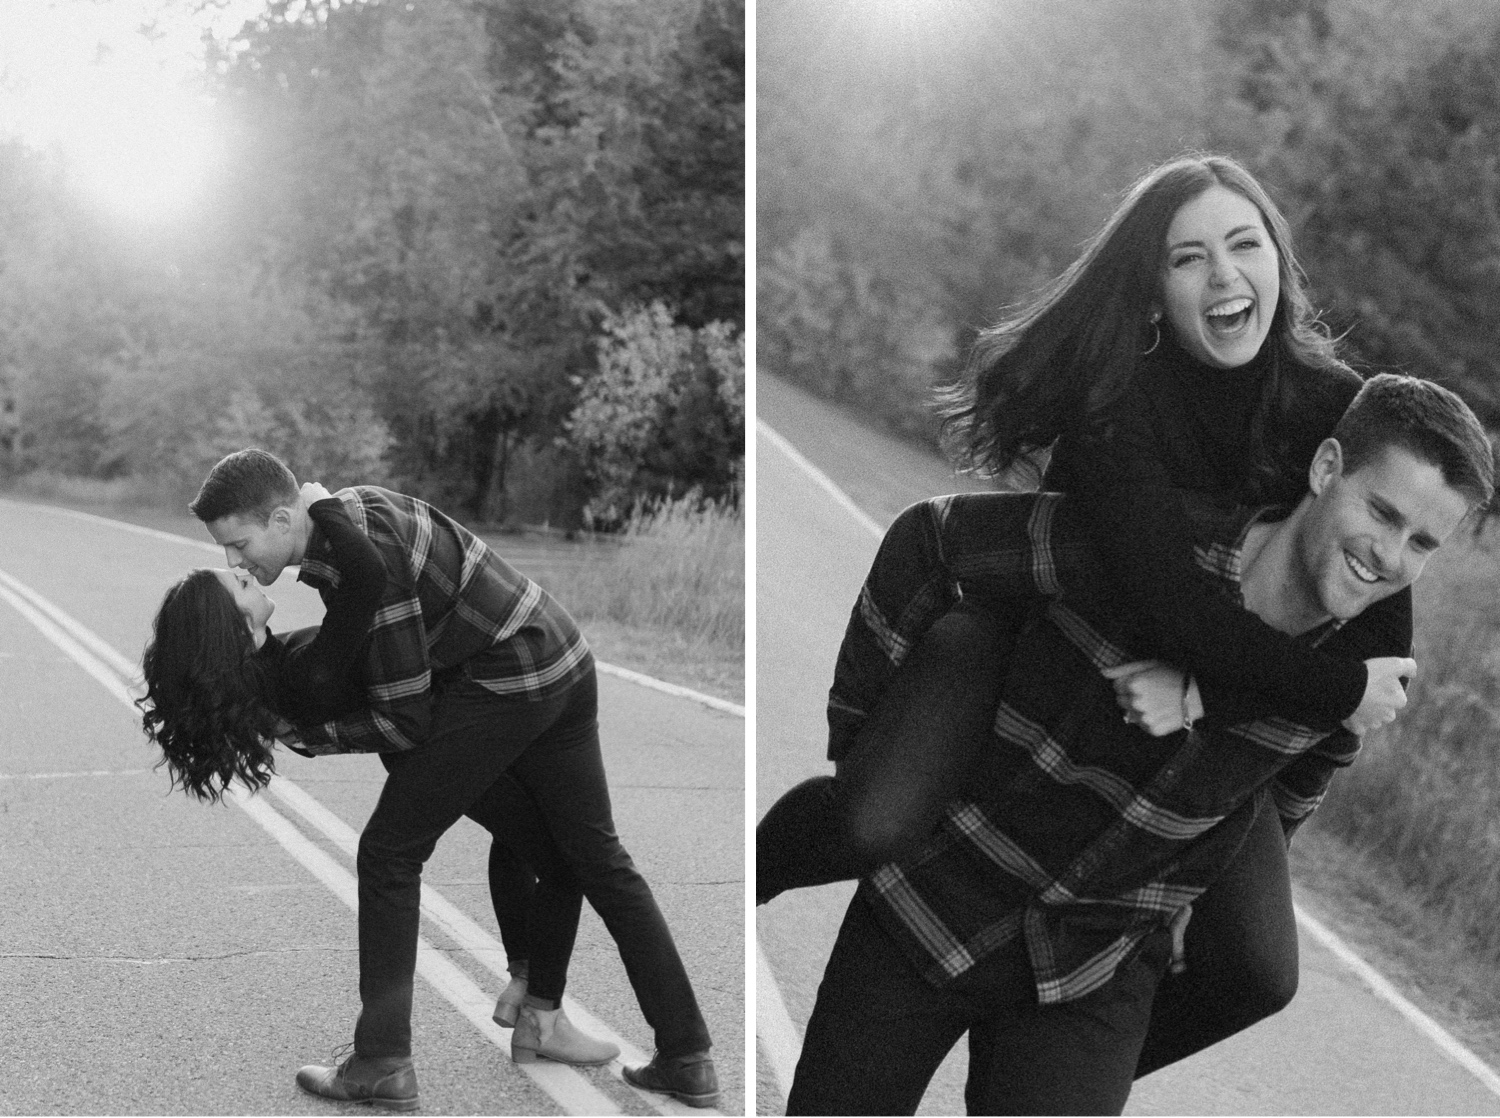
[{"left": 0, "top": 1, "right": 252, "bottom": 224}]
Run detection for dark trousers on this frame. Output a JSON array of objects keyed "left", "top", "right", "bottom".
[
  {"left": 787, "top": 895, "right": 1172, "bottom": 1116},
  {"left": 466, "top": 773, "right": 583, "bottom": 1004},
  {"left": 352, "top": 669, "right": 709, "bottom": 1058},
  {"left": 1134, "top": 795, "right": 1299, "bottom": 1076}
]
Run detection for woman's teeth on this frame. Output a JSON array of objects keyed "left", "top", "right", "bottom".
[{"left": 1206, "top": 298, "right": 1253, "bottom": 335}]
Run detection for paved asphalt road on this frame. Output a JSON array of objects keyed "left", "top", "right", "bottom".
[
  {"left": 0, "top": 496, "right": 744, "bottom": 1116},
  {"left": 754, "top": 372, "right": 1500, "bottom": 1116}
]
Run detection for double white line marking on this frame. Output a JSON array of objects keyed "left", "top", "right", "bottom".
[{"left": 0, "top": 565, "right": 720, "bottom": 1116}]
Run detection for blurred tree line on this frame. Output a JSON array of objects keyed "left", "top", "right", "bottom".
[
  {"left": 758, "top": 0, "right": 1500, "bottom": 446},
  {"left": 0, "top": 0, "right": 743, "bottom": 528}
]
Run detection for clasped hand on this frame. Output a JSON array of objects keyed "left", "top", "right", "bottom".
[
  {"left": 1342, "top": 656, "right": 1416, "bottom": 736},
  {"left": 1100, "top": 660, "right": 1199, "bottom": 737},
  {"left": 300, "top": 480, "right": 333, "bottom": 505}
]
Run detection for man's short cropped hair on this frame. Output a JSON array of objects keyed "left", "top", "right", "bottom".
[
  {"left": 189, "top": 449, "right": 299, "bottom": 524},
  {"left": 1333, "top": 373, "right": 1496, "bottom": 512}
]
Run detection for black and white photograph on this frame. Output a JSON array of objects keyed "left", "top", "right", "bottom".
[
  {"left": 0, "top": 0, "right": 743, "bottom": 1114},
  {"left": 756, "top": 1, "right": 1500, "bottom": 1115}
]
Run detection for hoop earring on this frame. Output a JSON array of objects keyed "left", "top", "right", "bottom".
[{"left": 1142, "top": 319, "right": 1161, "bottom": 356}]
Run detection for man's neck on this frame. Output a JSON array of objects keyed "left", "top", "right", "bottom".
[
  {"left": 1239, "top": 509, "right": 1329, "bottom": 636},
  {"left": 288, "top": 499, "right": 314, "bottom": 567}
]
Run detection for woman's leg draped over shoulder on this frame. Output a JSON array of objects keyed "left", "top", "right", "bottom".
[
  {"left": 757, "top": 601, "right": 1022, "bottom": 902},
  {"left": 759, "top": 491, "right": 1084, "bottom": 906},
  {"left": 1133, "top": 798, "right": 1298, "bottom": 1079}
]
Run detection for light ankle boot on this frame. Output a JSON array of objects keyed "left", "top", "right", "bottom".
[
  {"left": 511, "top": 1003, "right": 620, "bottom": 1066},
  {"left": 492, "top": 974, "right": 528, "bottom": 1028}
]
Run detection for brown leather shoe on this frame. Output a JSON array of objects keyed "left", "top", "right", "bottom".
[
  {"left": 295, "top": 1046, "right": 418, "bottom": 1111},
  {"left": 623, "top": 1050, "right": 720, "bottom": 1108}
]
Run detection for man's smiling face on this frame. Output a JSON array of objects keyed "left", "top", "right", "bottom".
[
  {"left": 1296, "top": 441, "right": 1472, "bottom": 621},
  {"left": 206, "top": 508, "right": 297, "bottom": 586}
]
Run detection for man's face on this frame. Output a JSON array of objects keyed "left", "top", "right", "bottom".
[
  {"left": 1297, "top": 441, "right": 1472, "bottom": 621},
  {"left": 206, "top": 508, "right": 296, "bottom": 586}
]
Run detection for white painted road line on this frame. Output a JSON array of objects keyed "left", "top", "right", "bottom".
[
  {"left": 1297, "top": 909, "right": 1500, "bottom": 1099},
  {"left": 756, "top": 419, "right": 883, "bottom": 540},
  {"left": 757, "top": 420, "right": 1500, "bottom": 1104},
  {"left": 0, "top": 566, "right": 640, "bottom": 1116},
  {"left": 595, "top": 660, "right": 745, "bottom": 718},
  {"left": 754, "top": 942, "right": 799, "bottom": 1099}
]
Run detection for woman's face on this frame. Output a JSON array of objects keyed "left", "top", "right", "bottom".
[
  {"left": 214, "top": 567, "right": 275, "bottom": 633},
  {"left": 1159, "top": 184, "right": 1281, "bottom": 369}
]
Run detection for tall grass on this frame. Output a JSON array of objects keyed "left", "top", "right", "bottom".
[
  {"left": 1308, "top": 525, "right": 1500, "bottom": 964},
  {"left": 544, "top": 495, "right": 745, "bottom": 655}
]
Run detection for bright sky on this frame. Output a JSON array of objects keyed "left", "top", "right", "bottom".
[{"left": 0, "top": 0, "right": 271, "bottom": 224}]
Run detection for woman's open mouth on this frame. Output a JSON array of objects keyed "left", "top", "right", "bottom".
[{"left": 1205, "top": 296, "right": 1254, "bottom": 337}]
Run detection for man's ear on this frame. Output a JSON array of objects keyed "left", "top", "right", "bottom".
[
  {"left": 268, "top": 504, "right": 295, "bottom": 532},
  {"left": 1308, "top": 437, "right": 1344, "bottom": 497}
]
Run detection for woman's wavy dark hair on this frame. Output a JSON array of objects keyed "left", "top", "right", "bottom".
[
  {"left": 138, "top": 569, "right": 278, "bottom": 803},
  {"left": 941, "top": 152, "right": 1354, "bottom": 484}
]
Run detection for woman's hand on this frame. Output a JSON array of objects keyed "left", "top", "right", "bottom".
[
  {"left": 1101, "top": 660, "right": 1199, "bottom": 737},
  {"left": 300, "top": 481, "right": 333, "bottom": 506},
  {"left": 1168, "top": 904, "right": 1193, "bottom": 974},
  {"left": 271, "top": 717, "right": 314, "bottom": 757},
  {"left": 1343, "top": 656, "right": 1417, "bottom": 736}
]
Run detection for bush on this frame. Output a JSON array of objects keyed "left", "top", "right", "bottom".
[
  {"left": 565, "top": 303, "right": 744, "bottom": 527},
  {"left": 545, "top": 493, "right": 744, "bottom": 652}
]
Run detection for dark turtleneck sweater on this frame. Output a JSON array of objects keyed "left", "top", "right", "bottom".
[{"left": 1043, "top": 333, "right": 1412, "bottom": 729}]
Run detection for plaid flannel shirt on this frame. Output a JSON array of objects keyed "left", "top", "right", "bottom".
[
  {"left": 294, "top": 486, "right": 592, "bottom": 754},
  {"left": 830, "top": 492, "right": 1397, "bottom": 1002}
]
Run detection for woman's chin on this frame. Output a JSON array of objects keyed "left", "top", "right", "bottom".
[{"left": 1183, "top": 327, "right": 1267, "bottom": 370}]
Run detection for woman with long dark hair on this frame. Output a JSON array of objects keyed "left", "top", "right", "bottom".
[
  {"left": 759, "top": 152, "right": 1416, "bottom": 1082},
  {"left": 140, "top": 485, "right": 617, "bottom": 1069}
]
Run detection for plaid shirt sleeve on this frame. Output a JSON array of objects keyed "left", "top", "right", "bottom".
[
  {"left": 295, "top": 495, "right": 432, "bottom": 755},
  {"left": 827, "top": 492, "right": 1095, "bottom": 762},
  {"left": 1269, "top": 729, "right": 1359, "bottom": 838}
]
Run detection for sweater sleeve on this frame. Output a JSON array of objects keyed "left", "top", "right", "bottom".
[
  {"left": 281, "top": 498, "right": 388, "bottom": 724},
  {"left": 1053, "top": 403, "right": 1370, "bottom": 730}
]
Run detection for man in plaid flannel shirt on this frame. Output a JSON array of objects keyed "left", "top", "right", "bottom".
[
  {"left": 194, "top": 453, "right": 719, "bottom": 1110},
  {"left": 787, "top": 376, "right": 1493, "bottom": 1115}
]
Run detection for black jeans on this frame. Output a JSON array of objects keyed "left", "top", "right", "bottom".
[
  {"left": 466, "top": 773, "right": 583, "bottom": 1005},
  {"left": 1134, "top": 795, "right": 1299, "bottom": 1076},
  {"left": 352, "top": 669, "right": 710, "bottom": 1058},
  {"left": 787, "top": 894, "right": 1172, "bottom": 1115}
]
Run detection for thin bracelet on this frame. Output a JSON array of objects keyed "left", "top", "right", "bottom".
[{"left": 1181, "top": 675, "right": 1196, "bottom": 733}]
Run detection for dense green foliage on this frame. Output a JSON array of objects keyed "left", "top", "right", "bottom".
[
  {"left": 758, "top": 0, "right": 1500, "bottom": 442},
  {"left": 0, "top": 0, "right": 743, "bottom": 525}
]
